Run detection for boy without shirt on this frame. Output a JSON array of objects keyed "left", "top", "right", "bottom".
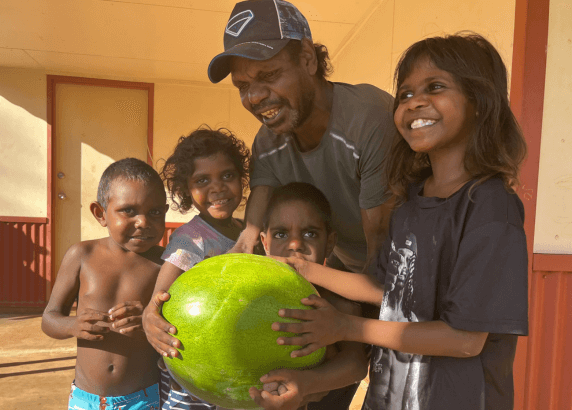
[{"left": 42, "top": 158, "right": 169, "bottom": 410}]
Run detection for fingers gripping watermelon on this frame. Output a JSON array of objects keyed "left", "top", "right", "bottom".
[{"left": 162, "top": 254, "right": 326, "bottom": 409}]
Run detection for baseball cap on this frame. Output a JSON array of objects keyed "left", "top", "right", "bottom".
[{"left": 208, "top": 0, "right": 312, "bottom": 83}]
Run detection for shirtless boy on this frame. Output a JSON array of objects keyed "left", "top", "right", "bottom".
[{"left": 42, "top": 157, "right": 169, "bottom": 409}]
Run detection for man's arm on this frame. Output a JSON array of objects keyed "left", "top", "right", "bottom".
[
  {"left": 229, "top": 185, "right": 275, "bottom": 254},
  {"left": 360, "top": 197, "right": 394, "bottom": 273}
]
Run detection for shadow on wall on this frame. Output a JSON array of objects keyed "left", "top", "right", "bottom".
[{"left": 0, "top": 221, "right": 49, "bottom": 306}]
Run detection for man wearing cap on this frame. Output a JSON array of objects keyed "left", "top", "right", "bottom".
[
  {"left": 209, "top": 0, "right": 394, "bottom": 275},
  {"left": 208, "top": 0, "right": 395, "bottom": 409}
]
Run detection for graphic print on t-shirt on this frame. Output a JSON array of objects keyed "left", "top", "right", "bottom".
[{"left": 364, "top": 233, "right": 430, "bottom": 410}]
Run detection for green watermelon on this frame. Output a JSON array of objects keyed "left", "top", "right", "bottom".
[{"left": 162, "top": 253, "right": 326, "bottom": 409}]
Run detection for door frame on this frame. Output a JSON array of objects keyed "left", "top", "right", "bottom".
[{"left": 46, "top": 75, "right": 154, "bottom": 301}]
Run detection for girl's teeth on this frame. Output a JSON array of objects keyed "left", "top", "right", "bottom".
[{"left": 410, "top": 119, "right": 436, "bottom": 129}]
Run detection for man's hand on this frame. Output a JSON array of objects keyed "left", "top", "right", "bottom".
[
  {"left": 272, "top": 295, "right": 348, "bottom": 357},
  {"left": 227, "top": 226, "right": 260, "bottom": 254},
  {"left": 142, "top": 291, "right": 181, "bottom": 357},
  {"left": 108, "top": 301, "right": 144, "bottom": 335},
  {"left": 72, "top": 308, "right": 110, "bottom": 341}
]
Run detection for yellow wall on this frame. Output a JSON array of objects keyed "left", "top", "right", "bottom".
[
  {"left": 533, "top": 0, "right": 572, "bottom": 254},
  {"left": 0, "top": 68, "right": 261, "bottom": 223},
  {"left": 330, "top": 0, "right": 516, "bottom": 94},
  {"left": 0, "top": 67, "right": 48, "bottom": 218}
]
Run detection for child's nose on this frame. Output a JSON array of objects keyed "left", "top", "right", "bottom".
[
  {"left": 288, "top": 237, "right": 305, "bottom": 252},
  {"left": 211, "top": 179, "right": 227, "bottom": 192},
  {"left": 407, "top": 93, "right": 429, "bottom": 110},
  {"left": 135, "top": 214, "right": 149, "bottom": 228}
]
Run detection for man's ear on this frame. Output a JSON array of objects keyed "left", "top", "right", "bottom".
[
  {"left": 325, "top": 231, "right": 337, "bottom": 258},
  {"left": 300, "top": 38, "right": 318, "bottom": 76},
  {"left": 259, "top": 231, "right": 270, "bottom": 256},
  {"left": 90, "top": 201, "right": 107, "bottom": 227}
]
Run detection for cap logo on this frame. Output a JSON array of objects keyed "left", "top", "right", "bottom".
[{"left": 226, "top": 10, "right": 254, "bottom": 37}]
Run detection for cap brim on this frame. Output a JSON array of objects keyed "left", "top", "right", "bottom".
[{"left": 207, "top": 39, "right": 290, "bottom": 83}]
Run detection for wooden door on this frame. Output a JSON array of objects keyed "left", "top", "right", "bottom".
[{"left": 52, "top": 80, "right": 150, "bottom": 289}]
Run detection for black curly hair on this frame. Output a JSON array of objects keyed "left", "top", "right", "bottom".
[{"left": 160, "top": 126, "right": 250, "bottom": 213}]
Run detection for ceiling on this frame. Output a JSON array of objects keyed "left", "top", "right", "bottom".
[{"left": 0, "top": 0, "right": 379, "bottom": 85}]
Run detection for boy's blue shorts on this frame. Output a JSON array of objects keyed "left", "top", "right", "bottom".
[{"left": 68, "top": 381, "right": 160, "bottom": 410}]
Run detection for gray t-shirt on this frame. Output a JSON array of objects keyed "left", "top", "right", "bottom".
[{"left": 250, "top": 82, "right": 396, "bottom": 272}]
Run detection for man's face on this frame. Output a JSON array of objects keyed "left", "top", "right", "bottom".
[{"left": 230, "top": 47, "right": 315, "bottom": 136}]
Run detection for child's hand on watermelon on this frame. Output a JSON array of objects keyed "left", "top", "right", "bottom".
[
  {"left": 272, "top": 295, "right": 348, "bottom": 357},
  {"left": 142, "top": 290, "right": 181, "bottom": 357}
]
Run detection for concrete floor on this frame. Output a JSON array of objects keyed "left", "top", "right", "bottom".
[{"left": 0, "top": 312, "right": 367, "bottom": 410}]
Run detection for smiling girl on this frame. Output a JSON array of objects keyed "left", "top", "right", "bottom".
[
  {"left": 271, "top": 33, "right": 529, "bottom": 410},
  {"left": 142, "top": 126, "right": 250, "bottom": 410}
]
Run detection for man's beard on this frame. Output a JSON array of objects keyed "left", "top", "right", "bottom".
[
  {"left": 288, "top": 85, "right": 315, "bottom": 134},
  {"left": 253, "top": 85, "right": 315, "bottom": 135}
]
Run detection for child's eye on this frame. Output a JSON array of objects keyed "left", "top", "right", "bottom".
[
  {"left": 398, "top": 90, "right": 413, "bottom": 101},
  {"left": 196, "top": 178, "right": 208, "bottom": 185},
  {"left": 428, "top": 83, "right": 445, "bottom": 92},
  {"left": 223, "top": 172, "right": 236, "bottom": 180},
  {"left": 121, "top": 208, "right": 135, "bottom": 215},
  {"left": 303, "top": 231, "right": 318, "bottom": 238},
  {"left": 149, "top": 208, "right": 163, "bottom": 216},
  {"left": 273, "top": 232, "right": 287, "bottom": 239}
]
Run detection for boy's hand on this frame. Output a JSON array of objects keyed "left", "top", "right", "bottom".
[
  {"left": 249, "top": 369, "right": 307, "bottom": 410},
  {"left": 272, "top": 295, "right": 348, "bottom": 357},
  {"left": 108, "top": 301, "right": 144, "bottom": 334},
  {"left": 142, "top": 291, "right": 181, "bottom": 358},
  {"left": 73, "top": 308, "right": 111, "bottom": 341}
]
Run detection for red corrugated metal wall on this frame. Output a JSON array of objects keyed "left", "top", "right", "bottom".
[
  {"left": 514, "top": 266, "right": 572, "bottom": 410},
  {"left": 527, "top": 270, "right": 572, "bottom": 409},
  {"left": 0, "top": 218, "right": 48, "bottom": 308},
  {"left": 159, "top": 222, "right": 182, "bottom": 248},
  {"left": 0, "top": 219, "right": 180, "bottom": 308}
]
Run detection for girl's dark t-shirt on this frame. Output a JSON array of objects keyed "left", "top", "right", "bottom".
[{"left": 363, "top": 178, "right": 528, "bottom": 410}]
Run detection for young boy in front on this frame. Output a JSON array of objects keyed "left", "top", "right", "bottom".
[
  {"left": 42, "top": 158, "right": 169, "bottom": 410},
  {"left": 249, "top": 182, "right": 369, "bottom": 410}
]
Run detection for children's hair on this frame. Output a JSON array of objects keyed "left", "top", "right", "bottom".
[
  {"left": 160, "top": 126, "right": 250, "bottom": 213},
  {"left": 97, "top": 157, "right": 164, "bottom": 210},
  {"left": 262, "top": 182, "right": 333, "bottom": 233},
  {"left": 387, "top": 32, "right": 527, "bottom": 203}
]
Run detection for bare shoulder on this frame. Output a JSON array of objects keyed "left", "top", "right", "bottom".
[
  {"left": 59, "top": 239, "right": 104, "bottom": 271},
  {"left": 316, "top": 286, "right": 362, "bottom": 316}
]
